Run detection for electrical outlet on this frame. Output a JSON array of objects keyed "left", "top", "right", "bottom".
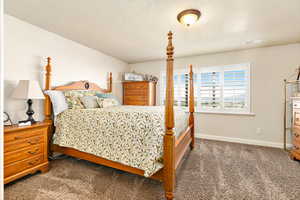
[{"left": 256, "top": 128, "right": 262, "bottom": 134}]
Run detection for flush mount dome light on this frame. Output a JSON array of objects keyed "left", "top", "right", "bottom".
[{"left": 177, "top": 9, "right": 201, "bottom": 26}]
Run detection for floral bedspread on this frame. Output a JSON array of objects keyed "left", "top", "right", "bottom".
[{"left": 53, "top": 106, "right": 188, "bottom": 177}]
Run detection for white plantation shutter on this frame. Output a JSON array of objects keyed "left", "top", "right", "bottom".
[
  {"left": 160, "top": 72, "right": 189, "bottom": 107},
  {"left": 161, "top": 63, "right": 250, "bottom": 113},
  {"left": 223, "top": 70, "right": 248, "bottom": 110},
  {"left": 197, "top": 71, "right": 222, "bottom": 109}
]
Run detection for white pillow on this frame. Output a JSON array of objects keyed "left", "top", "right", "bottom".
[{"left": 44, "top": 90, "right": 68, "bottom": 115}]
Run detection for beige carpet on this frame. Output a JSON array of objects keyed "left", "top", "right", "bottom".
[{"left": 4, "top": 139, "right": 300, "bottom": 200}]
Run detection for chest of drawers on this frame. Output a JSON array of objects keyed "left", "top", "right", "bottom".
[
  {"left": 123, "top": 81, "right": 157, "bottom": 106},
  {"left": 4, "top": 122, "right": 50, "bottom": 184}
]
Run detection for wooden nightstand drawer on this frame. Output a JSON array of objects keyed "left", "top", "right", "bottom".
[
  {"left": 4, "top": 154, "right": 44, "bottom": 178},
  {"left": 4, "top": 144, "right": 43, "bottom": 166},
  {"left": 4, "top": 127, "right": 46, "bottom": 143},
  {"left": 4, "top": 135, "right": 44, "bottom": 153}
]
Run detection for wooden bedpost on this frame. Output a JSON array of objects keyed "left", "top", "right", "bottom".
[
  {"left": 44, "top": 57, "right": 54, "bottom": 157},
  {"left": 189, "top": 64, "right": 195, "bottom": 149},
  {"left": 164, "top": 31, "right": 175, "bottom": 200},
  {"left": 44, "top": 57, "right": 52, "bottom": 122}
]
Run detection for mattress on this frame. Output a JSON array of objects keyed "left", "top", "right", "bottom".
[{"left": 53, "top": 105, "right": 189, "bottom": 177}]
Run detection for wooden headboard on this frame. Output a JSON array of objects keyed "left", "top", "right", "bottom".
[{"left": 43, "top": 57, "right": 112, "bottom": 122}]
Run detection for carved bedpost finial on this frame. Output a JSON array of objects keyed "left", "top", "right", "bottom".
[
  {"left": 108, "top": 72, "right": 112, "bottom": 92},
  {"left": 45, "top": 57, "right": 52, "bottom": 90},
  {"left": 166, "top": 31, "right": 174, "bottom": 61},
  {"left": 47, "top": 57, "right": 51, "bottom": 64}
]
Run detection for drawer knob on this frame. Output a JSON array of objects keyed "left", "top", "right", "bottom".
[
  {"left": 28, "top": 139, "right": 39, "bottom": 145},
  {"left": 28, "top": 149, "right": 39, "bottom": 155},
  {"left": 28, "top": 159, "right": 39, "bottom": 165}
]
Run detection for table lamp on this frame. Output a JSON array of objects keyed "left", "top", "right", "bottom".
[{"left": 11, "top": 80, "right": 45, "bottom": 123}]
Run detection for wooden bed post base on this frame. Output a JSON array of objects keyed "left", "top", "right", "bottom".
[
  {"left": 189, "top": 64, "right": 195, "bottom": 150},
  {"left": 164, "top": 134, "right": 175, "bottom": 200}
]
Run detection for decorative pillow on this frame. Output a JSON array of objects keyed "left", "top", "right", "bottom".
[
  {"left": 80, "top": 96, "right": 99, "bottom": 109},
  {"left": 64, "top": 90, "right": 96, "bottom": 109},
  {"left": 64, "top": 90, "right": 97, "bottom": 98},
  {"left": 65, "top": 96, "right": 84, "bottom": 109},
  {"left": 97, "top": 98, "right": 119, "bottom": 108},
  {"left": 95, "top": 93, "right": 120, "bottom": 105},
  {"left": 44, "top": 90, "right": 68, "bottom": 115}
]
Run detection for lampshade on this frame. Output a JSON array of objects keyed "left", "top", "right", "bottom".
[{"left": 12, "top": 80, "right": 45, "bottom": 99}]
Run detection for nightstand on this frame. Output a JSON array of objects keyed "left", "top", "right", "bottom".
[{"left": 4, "top": 122, "right": 50, "bottom": 184}]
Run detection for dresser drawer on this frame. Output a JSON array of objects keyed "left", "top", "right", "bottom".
[
  {"left": 293, "top": 125, "right": 300, "bottom": 135},
  {"left": 4, "top": 135, "right": 44, "bottom": 153},
  {"left": 294, "top": 132, "right": 300, "bottom": 142},
  {"left": 123, "top": 83, "right": 148, "bottom": 90},
  {"left": 4, "top": 144, "right": 43, "bottom": 166},
  {"left": 124, "top": 97, "right": 148, "bottom": 105},
  {"left": 124, "top": 89, "right": 148, "bottom": 96},
  {"left": 124, "top": 96, "right": 147, "bottom": 102},
  {"left": 4, "top": 127, "right": 46, "bottom": 143},
  {"left": 293, "top": 139, "right": 300, "bottom": 148},
  {"left": 294, "top": 112, "right": 300, "bottom": 126},
  {"left": 4, "top": 154, "right": 44, "bottom": 178}
]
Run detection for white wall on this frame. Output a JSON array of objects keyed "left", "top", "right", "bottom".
[
  {"left": 4, "top": 15, "right": 129, "bottom": 123},
  {"left": 130, "top": 43, "right": 300, "bottom": 147}
]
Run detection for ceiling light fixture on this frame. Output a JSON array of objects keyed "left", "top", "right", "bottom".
[{"left": 177, "top": 9, "right": 201, "bottom": 27}]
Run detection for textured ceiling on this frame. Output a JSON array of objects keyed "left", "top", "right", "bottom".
[{"left": 5, "top": 0, "right": 300, "bottom": 63}]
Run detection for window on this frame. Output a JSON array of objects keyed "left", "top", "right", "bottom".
[{"left": 160, "top": 63, "right": 251, "bottom": 114}]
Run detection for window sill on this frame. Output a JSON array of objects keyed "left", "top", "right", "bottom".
[{"left": 188, "top": 110, "right": 256, "bottom": 116}]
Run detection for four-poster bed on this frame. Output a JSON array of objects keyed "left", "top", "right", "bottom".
[{"left": 43, "top": 31, "right": 195, "bottom": 200}]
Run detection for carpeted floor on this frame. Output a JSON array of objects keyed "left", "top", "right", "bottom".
[{"left": 4, "top": 139, "right": 300, "bottom": 200}]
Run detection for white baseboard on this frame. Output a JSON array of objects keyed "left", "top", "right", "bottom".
[{"left": 195, "top": 133, "right": 292, "bottom": 149}]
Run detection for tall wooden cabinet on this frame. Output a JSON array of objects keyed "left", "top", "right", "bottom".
[
  {"left": 291, "top": 99, "right": 300, "bottom": 160},
  {"left": 122, "top": 81, "right": 157, "bottom": 106}
]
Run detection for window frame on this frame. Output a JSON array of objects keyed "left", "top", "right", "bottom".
[{"left": 160, "top": 63, "right": 252, "bottom": 115}]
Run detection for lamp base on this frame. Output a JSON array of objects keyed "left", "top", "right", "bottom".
[{"left": 19, "top": 99, "right": 37, "bottom": 124}]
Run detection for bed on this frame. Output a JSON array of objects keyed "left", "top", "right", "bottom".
[{"left": 43, "top": 31, "right": 195, "bottom": 200}]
